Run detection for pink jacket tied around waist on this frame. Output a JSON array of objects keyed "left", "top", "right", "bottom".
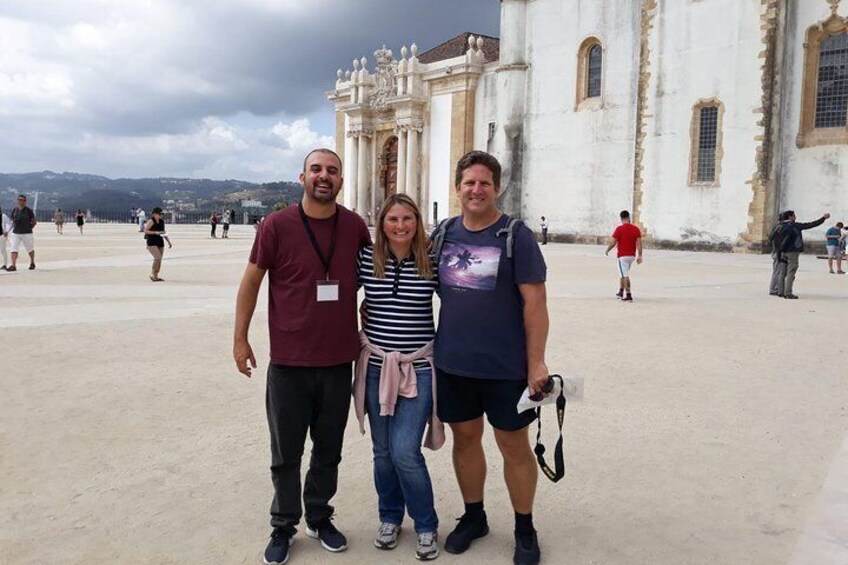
[{"left": 354, "top": 332, "right": 445, "bottom": 450}]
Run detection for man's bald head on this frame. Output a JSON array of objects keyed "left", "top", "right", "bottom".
[{"left": 303, "top": 148, "right": 342, "bottom": 173}]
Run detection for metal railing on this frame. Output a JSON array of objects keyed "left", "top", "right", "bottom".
[{"left": 31, "top": 210, "right": 262, "bottom": 225}]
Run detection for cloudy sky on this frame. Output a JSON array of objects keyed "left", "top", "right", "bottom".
[{"left": 0, "top": 0, "right": 499, "bottom": 183}]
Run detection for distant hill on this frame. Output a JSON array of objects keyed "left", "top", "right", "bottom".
[{"left": 0, "top": 171, "right": 303, "bottom": 213}]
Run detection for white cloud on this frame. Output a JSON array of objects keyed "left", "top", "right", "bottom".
[
  {"left": 0, "top": 0, "right": 497, "bottom": 180},
  {"left": 55, "top": 116, "right": 333, "bottom": 182}
]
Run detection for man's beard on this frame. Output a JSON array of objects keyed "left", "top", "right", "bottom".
[{"left": 310, "top": 185, "right": 336, "bottom": 203}]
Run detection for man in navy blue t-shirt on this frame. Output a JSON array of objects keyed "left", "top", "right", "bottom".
[{"left": 434, "top": 151, "right": 549, "bottom": 565}]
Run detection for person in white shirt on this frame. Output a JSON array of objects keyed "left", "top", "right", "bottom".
[
  {"left": 137, "top": 208, "right": 147, "bottom": 232},
  {"left": 0, "top": 205, "right": 11, "bottom": 270},
  {"left": 539, "top": 216, "right": 548, "bottom": 245}
]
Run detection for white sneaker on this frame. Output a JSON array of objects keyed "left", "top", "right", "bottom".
[
  {"left": 415, "top": 531, "right": 439, "bottom": 560},
  {"left": 374, "top": 522, "right": 401, "bottom": 550}
]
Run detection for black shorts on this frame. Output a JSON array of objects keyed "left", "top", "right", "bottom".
[{"left": 436, "top": 369, "right": 536, "bottom": 431}]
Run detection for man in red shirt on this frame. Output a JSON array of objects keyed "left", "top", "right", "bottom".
[
  {"left": 605, "top": 210, "right": 643, "bottom": 302},
  {"left": 233, "top": 148, "right": 371, "bottom": 565}
]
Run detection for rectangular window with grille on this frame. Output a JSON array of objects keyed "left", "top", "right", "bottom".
[
  {"left": 487, "top": 122, "right": 496, "bottom": 141},
  {"left": 815, "top": 33, "right": 848, "bottom": 128},
  {"left": 696, "top": 107, "right": 719, "bottom": 182},
  {"left": 587, "top": 45, "right": 602, "bottom": 98}
]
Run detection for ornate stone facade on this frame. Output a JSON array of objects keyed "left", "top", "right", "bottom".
[
  {"left": 327, "top": 36, "right": 487, "bottom": 224},
  {"left": 328, "top": 1, "right": 848, "bottom": 250}
]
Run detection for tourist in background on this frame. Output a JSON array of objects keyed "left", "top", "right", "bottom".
[
  {"left": 75, "top": 210, "right": 85, "bottom": 235},
  {"left": 775, "top": 210, "right": 830, "bottom": 299},
  {"left": 825, "top": 221, "right": 844, "bottom": 274},
  {"left": 539, "top": 216, "right": 548, "bottom": 245},
  {"left": 354, "top": 193, "right": 442, "bottom": 561},
  {"left": 605, "top": 210, "right": 643, "bottom": 302},
  {"left": 222, "top": 209, "right": 231, "bottom": 239},
  {"left": 137, "top": 208, "right": 147, "bottom": 232},
  {"left": 143, "top": 207, "right": 171, "bottom": 282},
  {"left": 54, "top": 209, "right": 65, "bottom": 234},
  {"left": 769, "top": 211, "right": 789, "bottom": 296},
  {"left": 0, "top": 205, "right": 11, "bottom": 271},
  {"left": 210, "top": 211, "right": 219, "bottom": 238},
  {"left": 9, "top": 194, "right": 37, "bottom": 272}
]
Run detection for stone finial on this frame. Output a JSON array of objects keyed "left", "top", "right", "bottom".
[
  {"left": 401, "top": 45, "right": 408, "bottom": 60},
  {"left": 828, "top": 0, "right": 840, "bottom": 16},
  {"left": 345, "top": 70, "right": 351, "bottom": 80},
  {"left": 468, "top": 34, "right": 476, "bottom": 49},
  {"left": 353, "top": 58, "right": 361, "bottom": 70},
  {"left": 476, "top": 36, "right": 484, "bottom": 51},
  {"left": 360, "top": 56, "right": 368, "bottom": 70},
  {"left": 411, "top": 43, "right": 418, "bottom": 57},
  {"left": 337, "top": 69, "right": 343, "bottom": 80}
]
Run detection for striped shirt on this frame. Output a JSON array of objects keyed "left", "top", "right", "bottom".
[{"left": 358, "top": 246, "right": 439, "bottom": 367}]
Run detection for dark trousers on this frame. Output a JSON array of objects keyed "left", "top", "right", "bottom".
[
  {"left": 770, "top": 252, "right": 785, "bottom": 294},
  {"left": 542, "top": 228, "right": 548, "bottom": 245},
  {"left": 210, "top": 224, "right": 217, "bottom": 237},
  {"left": 266, "top": 363, "right": 352, "bottom": 531}
]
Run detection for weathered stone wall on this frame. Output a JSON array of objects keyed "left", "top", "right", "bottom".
[
  {"left": 520, "top": 0, "right": 642, "bottom": 239},
  {"left": 639, "top": 0, "right": 764, "bottom": 248}
]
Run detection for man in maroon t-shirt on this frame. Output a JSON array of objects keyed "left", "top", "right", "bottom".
[
  {"left": 605, "top": 210, "right": 643, "bottom": 302},
  {"left": 233, "top": 148, "right": 370, "bottom": 565}
]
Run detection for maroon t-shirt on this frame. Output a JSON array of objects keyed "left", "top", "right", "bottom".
[{"left": 249, "top": 203, "right": 371, "bottom": 366}]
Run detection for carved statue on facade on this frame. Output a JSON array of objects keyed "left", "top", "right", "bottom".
[{"left": 370, "top": 45, "right": 397, "bottom": 113}]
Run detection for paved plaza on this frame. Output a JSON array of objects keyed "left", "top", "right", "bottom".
[{"left": 2, "top": 224, "right": 847, "bottom": 565}]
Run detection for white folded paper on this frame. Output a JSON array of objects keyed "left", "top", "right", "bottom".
[{"left": 516, "top": 375, "right": 584, "bottom": 414}]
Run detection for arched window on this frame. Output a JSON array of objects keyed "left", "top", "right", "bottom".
[
  {"left": 576, "top": 37, "right": 604, "bottom": 108},
  {"left": 797, "top": 14, "right": 848, "bottom": 148},
  {"left": 689, "top": 99, "right": 724, "bottom": 186},
  {"left": 587, "top": 44, "right": 603, "bottom": 98}
]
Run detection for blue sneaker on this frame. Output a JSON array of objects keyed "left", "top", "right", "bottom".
[
  {"left": 263, "top": 528, "right": 293, "bottom": 565},
  {"left": 306, "top": 519, "right": 348, "bottom": 552}
]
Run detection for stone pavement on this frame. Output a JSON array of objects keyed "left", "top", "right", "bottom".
[{"left": 1, "top": 224, "right": 847, "bottom": 565}]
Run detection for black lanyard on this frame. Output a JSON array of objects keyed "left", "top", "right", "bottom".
[
  {"left": 298, "top": 203, "right": 339, "bottom": 280},
  {"left": 535, "top": 374, "right": 566, "bottom": 483}
]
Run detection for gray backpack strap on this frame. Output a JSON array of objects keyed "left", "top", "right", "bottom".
[
  {"left": 496, "top": 217, "right": 524, "bottom": 259},
  {"left": 431, "top": 216, "right": 458, "bottom": 263}
]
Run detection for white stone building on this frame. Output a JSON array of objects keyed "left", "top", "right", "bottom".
[{"left": 328, "top": 0, "right": 848, "bottom": 251}]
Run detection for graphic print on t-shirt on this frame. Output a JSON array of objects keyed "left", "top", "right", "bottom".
[{"left": 439, "top": 242, "right": 501, "bottom": 291}]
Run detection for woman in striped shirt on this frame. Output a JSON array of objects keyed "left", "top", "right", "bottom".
[{"left": 354, "top": 193, "right": 441, "bottom": 561}]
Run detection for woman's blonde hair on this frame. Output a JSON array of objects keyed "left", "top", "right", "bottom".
[{"left": 372, "top": 193, "right": 433, "bottom": 280}]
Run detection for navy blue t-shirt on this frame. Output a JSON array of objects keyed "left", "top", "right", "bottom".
[{"left": 434, "top": 214, "right": 547, "bottom": 380}]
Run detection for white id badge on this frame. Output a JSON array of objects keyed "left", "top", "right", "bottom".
[{"left": 316, "top": 280, "right": 340, "bottom": 302}]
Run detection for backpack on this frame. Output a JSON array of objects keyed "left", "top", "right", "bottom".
[{"left": 430, "top": 215, "right": 525, "bottom": 264}]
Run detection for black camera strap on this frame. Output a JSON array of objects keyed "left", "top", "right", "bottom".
[{"left": 534, "top": 374, "right": 566, "bottom": 483}]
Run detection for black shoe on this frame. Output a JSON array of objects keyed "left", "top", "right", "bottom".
[
  {"left": 29, "top": 263, "right": 35, "bottom": 270},
  {"left": 263, "top": 528, "right": 293, "bottom": 565},
  {"left": 444, "top": 511, "right": 489, "bottom": 554},
  {"left": 784, "top": 294, "right": 799, "bottom": 299},
  {"left": 0, "top": 265, "right": 6, "bottom": 271},
  {"left": 769, "top": 292, "right": 779, "bottom": 296},
  {"left": 622, "top": 294, "right": 633, "bottom": 302},
  {"left": 7, "top": 265, "right": 16, "bottom": 272},
  {"left": 306, "top": 519, "right": 347, "bottom": 552},
  {"left": 615, "top": 290, "right": 624, "bottom": 299},
  {"left": 513, "top": 531, "right": 541, "bottom": 565}
]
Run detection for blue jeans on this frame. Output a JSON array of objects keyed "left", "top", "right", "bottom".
[{"left": 366, "top": 364, "right": 438, "bottom": 534}]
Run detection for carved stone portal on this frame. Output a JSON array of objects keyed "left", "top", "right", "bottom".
[{"left": 381, "top": 136, "right": 399, "bottom": 200}]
